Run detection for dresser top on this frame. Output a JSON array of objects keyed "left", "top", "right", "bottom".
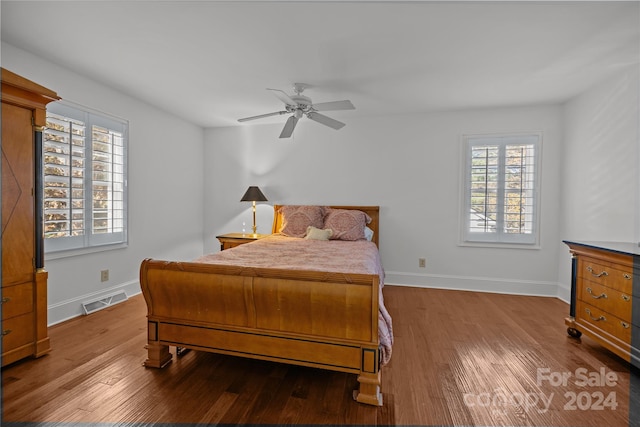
[{"left": 563, "top": 240, "right": 640, "bottom": 257}]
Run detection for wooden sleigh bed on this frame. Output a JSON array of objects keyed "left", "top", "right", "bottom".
[{"left": 139, "top": 205, "right": 390, "bottom": 406}]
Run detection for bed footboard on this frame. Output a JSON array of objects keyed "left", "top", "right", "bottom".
[{"left": 139, "top": 258, "right": 383, "bottom": 406}]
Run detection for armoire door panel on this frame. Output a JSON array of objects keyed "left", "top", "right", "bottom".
[{"left": 1, "top": 102, "right": 35, "bottom": 288}]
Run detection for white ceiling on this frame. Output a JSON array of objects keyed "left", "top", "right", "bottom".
[{"left": 2, "top": 1, "right": 638, "bottom": 128}]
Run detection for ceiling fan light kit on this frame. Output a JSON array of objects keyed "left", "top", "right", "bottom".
[{"left": 238, "top": 83, "right": 355, "bottom": 138}]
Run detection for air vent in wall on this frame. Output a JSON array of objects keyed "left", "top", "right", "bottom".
[{"left": 81, "top": 291, "right": 128, "bottom": 315}]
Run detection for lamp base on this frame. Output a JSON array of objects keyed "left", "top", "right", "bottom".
[{"left": 251, "top": 202, "right": 258, "bottom": 235}]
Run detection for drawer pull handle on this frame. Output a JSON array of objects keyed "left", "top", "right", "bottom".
[
  {"left": 621, "top": 322, "right": 630, "bottom": 329},
  {"left": 622, "top": 294, "right": 631, "bottom": 302},
  {"left": 2, "top": 329, "right": 12, "bottom": 336},
  {"left": 623, "top": 273, "right": 632, "bottom": 280},
  {"left": 585, "top": 308, "right": 606, "bottom": 322},
  {"left": 587, "top": 266, "right": 608, "bottom": 278},
  {"left": 0, "top": 297, "right": 10, "bottom": 304},
  {"left": 586, "top": 287, "right": 607, "bottom": 299}
]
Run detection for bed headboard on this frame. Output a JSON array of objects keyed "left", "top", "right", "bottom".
[{"left": 272, "top": 205, "right": 380, "bottom": 248}]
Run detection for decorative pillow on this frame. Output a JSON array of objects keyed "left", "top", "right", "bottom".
[
  {"left": 278, "top": 205, "right": 326, "bottom": 238},
  {"left": 323, "top": 208, "right": 372, "bottom": 241},
  {"left": 304, "top": 226, "right": 333, "bottom": 240}
]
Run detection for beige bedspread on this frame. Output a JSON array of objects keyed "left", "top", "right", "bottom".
[{"left": 195, "top": 234, "right": 394, "bottom": 365}]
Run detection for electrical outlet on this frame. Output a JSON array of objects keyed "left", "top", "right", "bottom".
[
  {"left": 100, "top": 269, "right": 109, "bottom": 282},
  {"left": 419, "top": 258, "right": 426, "bottom": 268}
]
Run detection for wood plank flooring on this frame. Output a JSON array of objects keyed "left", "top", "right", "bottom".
[{"left": 2, "top": 285, "right": 638, "bottom": 426}]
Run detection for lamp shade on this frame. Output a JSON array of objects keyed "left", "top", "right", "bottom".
[{"left": 240, "top": 186, "right": 268, "bottom": 202}]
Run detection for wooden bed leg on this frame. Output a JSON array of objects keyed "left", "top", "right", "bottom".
[
  {"left": 144, "top": 342, "right": 172, "bottom": 368},
  {"left": 175, "top": 346, "right": 190, "bottom": 356},
  {"left": 353, "top": 371, "right": 383, "bottom": 406}
]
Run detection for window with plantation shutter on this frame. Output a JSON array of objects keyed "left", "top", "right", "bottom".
[
  {"left": 44, "top": 101, "right": 127, "bottom": 253},
  {"left": 461, "top": 133, "right": 541, "bottom": 246}
]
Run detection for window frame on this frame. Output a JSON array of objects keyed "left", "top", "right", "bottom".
[
  {"left": 43, "top": 100, "right": 128, "bottom": 256},
  {"left": 459, "top": 131, "right": 542, "bottom": 249}
]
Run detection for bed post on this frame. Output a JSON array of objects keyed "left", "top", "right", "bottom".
[
  {"left": 143, "top": 320, "right": 172, "bottom": 368},
  {"left": 140, "top": 260, "right": 173, "bottom": 369},
  {"left": 144, "top": 341, "right": 172, "bottom": 368},
  {"left": 143, "top": 342, "right": 171, "bottom": 368},
  {"left": 352, "top": 261, "right": 383, "bottom": 406},
  {"left": 354, "top": 371, "right": 383, "bottom": 406},
  {"left": 353, "top": 344, "right": 382, "bottom": 406}
]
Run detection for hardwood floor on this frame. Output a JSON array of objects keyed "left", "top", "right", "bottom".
[{"left": 2, "top": 285, "right": 638, "bottom": 426}]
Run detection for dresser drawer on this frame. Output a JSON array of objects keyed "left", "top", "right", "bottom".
[
  {"left": 578, "top": 280, "right": 632, "bottom": 321},
  {"left": 1, "top": 282, "right": 34, "bottom": 320},
  {"left": 578, "top": 257, "right": 633, "bottom": 293},
  {"left": 577, "top": 302, "right": 632, "bottom": 344},
  {"left": 1, "top": 312, "right": 35, "bottom": 352}
]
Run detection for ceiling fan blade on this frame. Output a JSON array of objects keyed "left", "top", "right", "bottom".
[
  {"left": 279, "top": 115, "right": 299, "bottom": 138},
  {"left": 267, "top": 88, "right": 297, "bottom": 107},
  {"left": 311, "top": 100, "right": 355, "bottom": 111},
  {"left": 306, "top": 112, "right": 346, "bottom": 130},
  {"left": 238, "top": 111, "right": 287, "bottom": 122}
]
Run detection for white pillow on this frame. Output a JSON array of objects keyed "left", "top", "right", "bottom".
[
  {"left": 364, "top": 226, "right": 374, "bottom": 242},
  {"left": 304, "top": 226, "right": 333, "bottom": 241}
]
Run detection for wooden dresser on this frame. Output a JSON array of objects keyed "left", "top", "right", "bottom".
[
  {"left": 1, "top": 69, "right": 59, "bottom": 366},
  {"left": 564, "top": 241, "right": 639, "bottom": 368}
]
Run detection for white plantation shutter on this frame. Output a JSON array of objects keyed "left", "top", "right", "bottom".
[
  {"left": 44, "top": 101, "right": 127, "bottom": 253},
  {"left": 462, "top": 133, "right": 541, "bottom": 245},
  {"left": 44, "top": 110, "right": 86, "bottom": 242}
]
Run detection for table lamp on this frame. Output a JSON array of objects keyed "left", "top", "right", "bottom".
[{"left": 240, "top": 186, "right": 268, "bottom": 235}]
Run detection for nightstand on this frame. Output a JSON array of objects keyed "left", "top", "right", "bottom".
[{"left": 216, "top": 233, "right": 269, "bottom": 251}]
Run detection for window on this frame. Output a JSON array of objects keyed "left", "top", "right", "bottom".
[
  {"left": 44, "top": 101, "right": 128, "bottom": 253},
  {"left": 461, "top": 132, "right": 541, "bottom": 246}
]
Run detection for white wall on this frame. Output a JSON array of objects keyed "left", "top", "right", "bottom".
[
  {"left": 4, "top": 46, "right": 635, "bottom": 325},
  {"left": 204, "top": 104, "right": 564, "bottom": 297},
  {"left": 557, "top": 64, "right": 640, "bottom": 300},
  {"left": 2, "top": 43, "right": 206, "bottom": 324}
]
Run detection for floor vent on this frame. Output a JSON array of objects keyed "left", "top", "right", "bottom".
[{"left": 82, "top": 291, "right": 128, "bottom": 315}]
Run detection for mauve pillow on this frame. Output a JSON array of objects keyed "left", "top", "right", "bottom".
[
  {"left": 278, "top": 205, "right": 326, "bottom": 238},
  {"left": 323, "top": 208, "right": 372, "bottom": 241}
]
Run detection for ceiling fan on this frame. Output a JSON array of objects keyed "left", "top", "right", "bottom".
[{"left": 238, "top": 83, "right": 355, "bottom": 138}]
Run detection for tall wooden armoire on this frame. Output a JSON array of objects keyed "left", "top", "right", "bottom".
[{"left": 1, "top": 68, "right": 59, "bottom": 366}]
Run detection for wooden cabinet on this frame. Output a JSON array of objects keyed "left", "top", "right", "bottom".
[
  {"left": 1, "top": 68, "right": 59, "bottom": 366},
  {"left": 564, "top": 241, "right": 639, "bottom": 368},
  {"left": 216, "top": 233, "right": 268, "bottom": 251}
]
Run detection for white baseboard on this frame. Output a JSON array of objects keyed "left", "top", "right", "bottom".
[
  {"left": 555, "top": 282, "right": 571, "bottom": 304},
  {"left": 47, "top": 280, "right": 142, "bottom": 326},
  {"left": 384, "top": 271, "right": 562, "bottom": 299}
]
